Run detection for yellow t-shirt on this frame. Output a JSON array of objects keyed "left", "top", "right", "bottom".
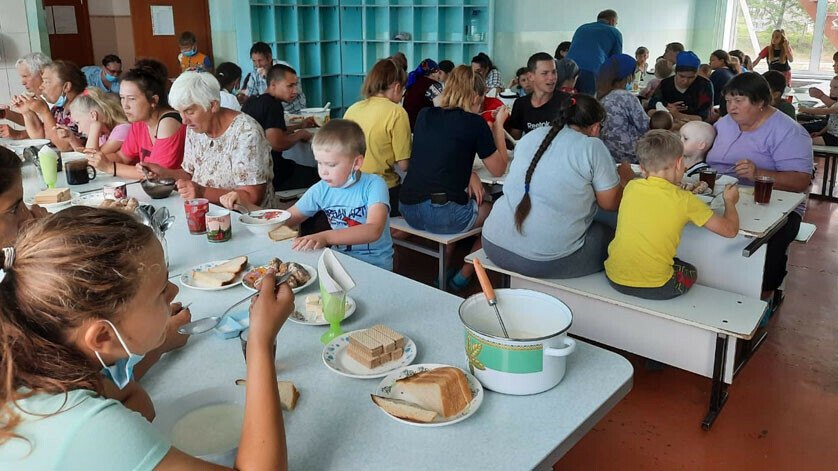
[
  {"left": 343, "top": 96, "right": 412, "bottom": 188},
  {"left": 605, "top": 176, "right": 714, "bottom": 288}
]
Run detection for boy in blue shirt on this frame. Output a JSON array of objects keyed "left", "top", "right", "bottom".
[{"left": 222, "top": 119, "right": 394, "bottom": 270}]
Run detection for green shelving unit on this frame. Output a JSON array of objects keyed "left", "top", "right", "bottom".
[{"left": 241, "top": 0, "right": 493, "bottom": 117}]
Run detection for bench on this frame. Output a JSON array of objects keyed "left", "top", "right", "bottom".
[
  {"left": 390, "top": 217, "right": 482, "bottom": 289},
  {"left": 465, "top": 249, "right": 768, "bottom": 430},
  {"left": 795, "top": 222, "right": 817, "bottom": 243},
  {"left": 811, "top": 145, "right": 838, "bottom": 201}
]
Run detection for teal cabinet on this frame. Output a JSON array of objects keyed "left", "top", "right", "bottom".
[{"left": 239, "top": 0, "right": 493, "bottom": 117}]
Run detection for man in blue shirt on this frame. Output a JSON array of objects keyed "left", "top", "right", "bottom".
[
  {"left": 566, "top": 9, "right": 622, "bottom": 95},
  {"left": 81, "top": 54, "right": 122, "bottom": 94}
]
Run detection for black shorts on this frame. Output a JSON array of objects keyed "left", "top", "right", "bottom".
[{"left": 823, "top": 132, "right": 838, "bottom": 146}]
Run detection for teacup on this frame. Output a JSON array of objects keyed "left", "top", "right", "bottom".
[
  {"left": 184, "top": 198, "right": 210, "bottom": 234},
  {"left": 205, "top": 209, "right": 232, "bottom": 243}
]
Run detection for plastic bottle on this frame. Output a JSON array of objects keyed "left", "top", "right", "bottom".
[{"left": 469, "top": 10, "right": 482, "bottom": 42}]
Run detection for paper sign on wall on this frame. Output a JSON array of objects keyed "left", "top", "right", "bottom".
[
  {"left": 51, "top": 5, "right": 78, "bottom": 34},
  {"left": 151, "top": 5, "right": 175, "bottom": 36},
  {"left": 44, "top": 6, "right": 55, "bottom": 35}
]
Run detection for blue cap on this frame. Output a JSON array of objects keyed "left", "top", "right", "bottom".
[
  {"left": 613, "top": 54, "right": 637, "bottom": 80},
  {"left": 675, "top": 51, "right": 701, "bottom": 72}
]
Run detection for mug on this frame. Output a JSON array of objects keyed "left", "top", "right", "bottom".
[
  {"left": 205, "top": 210, "right": 232, "bottom": 243},
  {"left": 184, "top": 198, "right": 210, "bottom": 234},
  {"left": 65, "top": 160, "right": 97, "bottom": 185},
  {"left": 103, "top": 182, "right": 128, "bottom": 200}
]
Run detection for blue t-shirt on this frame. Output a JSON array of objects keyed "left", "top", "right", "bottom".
[
  {"left": 296, "top": 173, "right": 394, "bottom": 270},
  {"left": 0, "top": 389, "right": 170, "bottom": 470},
  {"left": 566, "top": 20, "right": 623, "bottom": 74},
  {"left": 82, "top": 66, "right": 120, "bottom": 94}
]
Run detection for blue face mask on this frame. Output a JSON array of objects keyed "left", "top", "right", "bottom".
[
  {"left": 95, "top": 320, "right": 146, "bottom": 390},
  {"left": 104, "top": 73, "right": 119, "bottom": 82},
  {"left": 340, "top": 168, "right": 360, "bottom": 189},
  {"left": 54, "top": 94, "right": 67, "bottom": 108},
  {"left": 182, "top": 48, "right": 197, "bottom": 57}
]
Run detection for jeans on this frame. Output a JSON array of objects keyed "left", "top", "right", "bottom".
[{"left": 399, "top": 198, "right": 478, "bottom": 234}]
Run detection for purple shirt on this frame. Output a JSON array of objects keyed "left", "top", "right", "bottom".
[{"left": 706, "top": 111, "right": 812, "bottom": 214}]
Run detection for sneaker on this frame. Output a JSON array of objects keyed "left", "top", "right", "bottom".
[{"left": 447, "top": 271, "right": 473, "bottom": 292}]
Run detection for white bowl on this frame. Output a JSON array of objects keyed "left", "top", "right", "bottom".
[{"left": 238, "top": 209, "right": 291, "bottom": 235}]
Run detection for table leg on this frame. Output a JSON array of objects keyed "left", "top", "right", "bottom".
[
  {"left": 820, "top": 154, "right": 829, "bottom": 197},
  {"left": 829, "top": 155, "right": 838, "bottom": 198},
  {"left": 702, "top": 333, "right": 730, "bottom": 430},
  {"left": 438, "top": 243, "right": 446, "bottom": 291}
]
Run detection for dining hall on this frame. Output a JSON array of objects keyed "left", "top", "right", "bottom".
[{"left": 0, "top": 0, "right": 835, "bottom": 469}]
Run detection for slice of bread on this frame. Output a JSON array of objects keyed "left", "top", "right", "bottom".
[
  {"left": 208, "top": 256, "right": 248, "bottom": 274},
  {"left": 278, "top": 381, "right": 299, "bottom": 411},
  {"left": 391, "top": 368, "right": 470, "bottom": 418},
  {"left": 371, "top": 395, "right": 438, "bottom": 423},
  {"left": 192, "top": 270, "right": 236, "bottom": 288},
  {"left": 269, "top": 225, "right": 299, "bottom": 241},
  {"left": 427, "top": 367, "right": 472, "bottom": 405}
]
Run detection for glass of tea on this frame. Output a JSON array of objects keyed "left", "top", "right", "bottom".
[
  {"left": 699, "top": 168, "right": 717, "bottom": 192},
  {"left": 754, "top": 176, "right": 774, "bottom": 204}
]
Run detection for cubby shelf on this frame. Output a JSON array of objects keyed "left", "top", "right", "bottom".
[{"left": 241, "top": 0, "right": 493, "bottom": 117}]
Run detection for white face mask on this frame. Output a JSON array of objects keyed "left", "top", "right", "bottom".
[{"left": 340, "top": 168, "right": 360, "bottom": 189}]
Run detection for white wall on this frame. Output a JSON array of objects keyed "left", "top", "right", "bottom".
[
  {"left": 87, "top": 0, "right": 134, "bottom": 68},
  {"left": 0, "top": 0, "right": 47, "bottom": 105},
  {"left": 492, "top": 0, "right": 726, "bottom": 81}
]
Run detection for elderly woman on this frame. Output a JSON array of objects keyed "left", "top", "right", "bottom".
[
  {"left": 0, "top": 53, "right": 52, "bottom": 139},
  {"left": 144, "top": 71, "right": 274, "bottom": 208},
  {"left": 85, "top": 61, "right": 185, "bottom": 180},
  {"left": 598, "top": 54, "right": 649, "bottom": 163},
  {"left": 706, "top": 72, "right": 813, "bottom": 303},
  {"left": 14, "top": 60, "right": 85, "bottom": 151}
]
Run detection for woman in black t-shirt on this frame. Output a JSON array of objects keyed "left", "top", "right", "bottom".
[
  {"left": 399, "top": 65, "right": 509, "bottom": 291},
  {"left": 752, "top": 29, "right": 794, "bottom": 86}
]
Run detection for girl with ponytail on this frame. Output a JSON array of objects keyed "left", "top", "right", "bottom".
[{"left": 482, "top": 94, "right": 635, "bottom": 279}]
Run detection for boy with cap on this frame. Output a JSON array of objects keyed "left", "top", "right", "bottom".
[{"left": 647, "top": 51, "right": 714, "bottom": 124}]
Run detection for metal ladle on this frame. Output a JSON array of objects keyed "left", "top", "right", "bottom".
[
  {"left": 473, "top": 258, "right": 509, "bottom": 338},
  {"left": 177, "top": 271, "right": 293, "bottom": 335}
]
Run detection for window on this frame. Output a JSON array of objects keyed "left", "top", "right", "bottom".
[{"left": 727, "top": 0, "right": 838, "bottom": 76}]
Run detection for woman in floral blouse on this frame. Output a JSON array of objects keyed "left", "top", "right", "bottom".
[
  {"left": 143, "top": 71, "right": 274, "bottom": 208},
  {"left": 598, "top": 54, "right": 650, "bottom": 163}
]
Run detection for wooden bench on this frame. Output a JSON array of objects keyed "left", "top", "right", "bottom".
[
  {"left": 811, "top": 145, "right": 838, "bottom": 202},
  {"left": 465, "top": 249, "right": 768, "bottom": 430},
  {"left": 390, "top": 217, "right": 482, "bottom": 289}
]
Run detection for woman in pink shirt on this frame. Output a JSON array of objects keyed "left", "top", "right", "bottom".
[{"left": 86, "top": 60, "right": 185, "bottom": 179}]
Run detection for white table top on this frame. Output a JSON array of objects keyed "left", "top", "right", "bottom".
[{"left": 143, "top": 245, "right": 633, "bottom": 470}]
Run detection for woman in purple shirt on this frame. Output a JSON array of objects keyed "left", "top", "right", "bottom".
[{"left": 706, "top": 72, "right": 813, "bottom": 306}]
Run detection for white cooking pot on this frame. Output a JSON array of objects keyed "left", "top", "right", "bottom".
[{"left": 459, "top": 289, "right": 575, "bottom": 395}]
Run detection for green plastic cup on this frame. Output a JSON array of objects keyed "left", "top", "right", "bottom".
[
  {"left": 38, "top": 149, "right": 58, "bottom": 188},
  {"left": 319, "top": 285, "right": 347, "bottom": 345}
]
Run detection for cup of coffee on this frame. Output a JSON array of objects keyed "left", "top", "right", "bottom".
[
  {"left": 754, "top": 176, "right": 774, "bottom": 205},
  {"left": 206, "top": 209, "right": 232, "bottom": 243},
  {"left": 699, "top": 168, "right": 718, "bottom": 192},
  {"left": 65, "top": 160, "right": 97, "bottom": 185},
  {"left": 103, "top": 182, "right": 128, "bottom": 200},
  {"left": 184, "top": 198, "right": 210, "bottom": 234}
]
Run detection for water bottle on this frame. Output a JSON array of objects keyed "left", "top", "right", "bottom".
[{"left": 469, "top": 10, "right": 482, "bottom": 42}]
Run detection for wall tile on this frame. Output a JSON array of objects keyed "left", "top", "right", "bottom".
[
  {"left": 0, "top": 33, "right": 32, "bottom": 68},
  {"left": 0, "top": 69, "right": 11, "bottom": 104},
  {"left": 7, "top": 68, "right": 25, "bottom": 96},
  {"left": 0, "top": 2, "right": 30, "bottom": 34}
]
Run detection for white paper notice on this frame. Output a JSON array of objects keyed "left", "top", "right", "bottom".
[
  {"left": 44, "top": 6, "right": 55, "bottom": 35},
  {"left": 151, "top": 5, "right": 175, "bottom": 36},
  {"left": 52, "top": 5, "right": 78, "bottom": 35}
]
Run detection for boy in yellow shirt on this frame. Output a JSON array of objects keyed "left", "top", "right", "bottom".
[{"left": 604, "top": 130, "right": 740, "bottom": 300}]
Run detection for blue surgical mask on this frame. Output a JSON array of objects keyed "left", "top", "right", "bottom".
[
  {"left": 95, "top": 320, "right": 146, "bottom": 390},
  {"left": 183, "top": 48, "right": 197, "bottom": 57},
  {"left": 54, "top": 94, "right": 67, "bottom": 108},
  {"left": 340, "top": 168, "right": 360, "bottom": 189},
  {"left": 231, "top": 86, "right": 239, "bottom": 95},
  {"left": 104, "top": 73, "right": 119, "bottom": 82}
]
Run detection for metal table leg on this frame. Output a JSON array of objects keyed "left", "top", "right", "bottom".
[
  {"left": 829, "top": 155, "right": 837, "bottom": 198},
  {"left": 438, "top": 243, "right": 446, "bottom": 291},
  {"left": 702, "top": 333, "right": 730, "bottom": 430}
]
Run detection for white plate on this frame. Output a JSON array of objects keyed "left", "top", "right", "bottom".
[
  {"left": 289, "top": 296, "right": 357, "bottom": 325},
  {"left": 242, "top": 263, "right": 317, "bottom": 294},
  {"left": 71, "top": 192, "right": 105, "bottom": 207},
  {"left": 322, "top": 331, "right": 416, "bottom": 379},
  {"left": 7, "top": 138, "right": 51, "bottom": 151},
  {"left": 682, "top": 173, "right": 738, "bottom": 194},
  {"left": 180, "top": 259, "right": 250, "bottom": 291},
  {"left": 25, "top": 191, "right": 79, "bottom": 211},
  {"left": 373, "top": 363, "right": 484, "bottom": 427},
  {"left": 153, "top": 385, "right": 245, "bottom": 466}
]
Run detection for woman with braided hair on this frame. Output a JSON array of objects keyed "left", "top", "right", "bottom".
[{"left": 481, "top": 94, "right": 635, "bottom": 278}]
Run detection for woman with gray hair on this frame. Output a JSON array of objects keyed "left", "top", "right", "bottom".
[
  {"left": 0, "top": 53, "right": 52, "bottom": 139},
  {"left": 556, "top": 58, "right": 579, "bottom": 94},
  {"left": 142, "top": 71, "right": 275, "bottom": 208}
]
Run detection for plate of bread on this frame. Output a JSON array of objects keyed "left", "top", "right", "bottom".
[
  {"left": 371, "top": 364, "right": 483, "bottom": 427},
  {"left": 289, "top": 294, "right": 357, "bottom": 325},
  {"left": 322, "top": 325, "right": 416, "bottom": 378},
  {"left": 26, "top": 188, "right": 79, "bottom": 211},
  {"left": 180, "top": 256, "right": 250, "bottom": 290}
]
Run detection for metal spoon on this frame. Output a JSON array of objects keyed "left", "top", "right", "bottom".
[
  {"left": 160, "top": 216, "right": 176, "bottom": 233},
  {"left": 177, "top": 271, "right": 293, "bottom": 335}
]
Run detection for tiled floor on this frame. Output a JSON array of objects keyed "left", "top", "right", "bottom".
[{"left": 393, "top": 197, "right": 837, "bottom": 470}]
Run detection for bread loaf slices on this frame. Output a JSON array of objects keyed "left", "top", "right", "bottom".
[
  {"left": 269, "top": 225, "right": 299, "bottom": 241},
  {"left": 192, "top": 270, "right": 236, "bottom": 288},
  {"left": 208, "top": 256, "right": 247, "bottom": 274},
  {"left": 390, "top": 368, "right": 471, "bottom": 418},
  {"left": 371, "top": 395, "right": 438, "bottom": 423}
]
